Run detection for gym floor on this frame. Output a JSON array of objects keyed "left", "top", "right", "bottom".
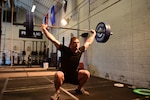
[{"left": 0, "top": 66, "right": 149, "bottom": 100}]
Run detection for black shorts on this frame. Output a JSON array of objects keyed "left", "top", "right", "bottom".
[{"left": 63, "top": 71, "right": 79, "bottom": 85}]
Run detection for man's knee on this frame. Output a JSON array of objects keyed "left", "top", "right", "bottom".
[
  {"left": 79, "top": 70, "right": 90, "bottom": 79},
  {"left": 55, "top": 71, "right": 64, "bottom": 80}
]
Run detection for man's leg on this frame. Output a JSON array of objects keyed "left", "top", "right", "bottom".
[
  {"left": 76, "top": 70, "right": 90, "bottom": 95},
  {"left": 51, "top": 71, "right": 64, "bottom": 100},
  {"left": 54, "top": 71, "right": 64, "bottom": 92}
]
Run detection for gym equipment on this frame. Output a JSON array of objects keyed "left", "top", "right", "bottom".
[
  {"left": 31, "top": 41, "right": 35, "bottom": 64},
  {"left": 133, "top": 88, "right": 150, "bottom": 96},
  {"left": 35, "top": 41, "right": 38, "bottom": 56},
  {"left": 34, "top": 41, "right": 38, "bottom": 65},
  {"left": 14, "top": 12, "right": 112, "bottom": 43},
  {"left": 39, "top": 41, "right": 43, "bottom": 65},
  {"left": 31, "top": 41, "right": 35, "bottom": 56},
  {"left": 12, "top": 53, "right": 20, "bottom": 65},
  {"left": 2, "top": 53, "right": 6, "bottom": 65},
  {"left": 43, "top": 42, "right": 47, "bottom": 57},
  {"left": 39, "top": 41, "right": 43, "bottom": 56},
  {"left": 27, "top": 55, "right": 32, "bottom": 67},
  {"left": 22, "top": 40, "right": 26, "bottom": 65},
  {"left": 31, "top": 41, "right": 39, "bottom": 65},
  {"left": 95, "top": 22, "right": 111, "bottom": 43},
  {"left": 22, "top": 41, "right": 26, "bottom": 55}
]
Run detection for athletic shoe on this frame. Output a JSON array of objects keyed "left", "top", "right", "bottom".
[
  {"left": 50, "top": 92, "right": 60, "bottom": 100},
  {"left": 75, "top": 88, "right": 90, "bottom": 96}
]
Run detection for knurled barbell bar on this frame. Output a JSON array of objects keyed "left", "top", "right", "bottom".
[{"left": 15, "top": 12, "right": 113, "bottom": 43}]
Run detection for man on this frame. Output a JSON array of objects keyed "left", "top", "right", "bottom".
[{"left": 41, "top": 24, "right": 96, "bottom": 100}]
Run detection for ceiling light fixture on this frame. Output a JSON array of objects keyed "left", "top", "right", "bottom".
[
  {"left": 31, "top": 5, "right": 36, "bottom": 12},
  {"left": 61, "top": 18, "right": 69, "bottom": 26}
]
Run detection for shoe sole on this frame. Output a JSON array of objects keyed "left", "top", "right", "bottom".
[{"left": 50, "top": 95, "right": 60, "bottom": 100}]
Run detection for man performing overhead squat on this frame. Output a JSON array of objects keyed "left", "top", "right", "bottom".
[{"left": 41, "top": 24, "right": 96, "bottom": 100}]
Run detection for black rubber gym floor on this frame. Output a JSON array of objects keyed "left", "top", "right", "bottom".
[{"left": 0, "top": 67, "right": 149, "bottom": 100}]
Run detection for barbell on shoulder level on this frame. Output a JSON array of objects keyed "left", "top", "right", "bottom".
[
  {"left": 35, "top": 24, "right": 91, "bottom": 32},
  {"left": 15, "top": 12, "right": 113, "bottom": 43},
  {"left": 34, "top": 24, "right": 113, "bottom": 34},
  {"left": 33, "top": 22, "right": 113, "bottom": 43}
]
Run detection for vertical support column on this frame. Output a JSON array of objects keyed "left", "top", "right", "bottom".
[
  {"left": 0, "top": 2, "right": 2, "bottom": 51},
  {"left": 10, "top": 0, "right": 14, "bottom": 67}
]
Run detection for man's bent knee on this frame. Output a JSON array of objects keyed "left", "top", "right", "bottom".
[
  {"left": 78, "top": 70, "right": 90, "bottom": 79},
  {"left": 55, "top": 71, "right": 64, "bottom": 80}
]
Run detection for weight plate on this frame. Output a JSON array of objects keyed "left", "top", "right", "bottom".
[
  {"left": 95, "top": 22, "right": 111, "bottom": 43},
  {"left": 133, "top": 88, "right": 150, "bottom": 96}
]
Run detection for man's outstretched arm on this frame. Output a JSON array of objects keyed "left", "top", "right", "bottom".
[
  {"left": 41, "top": 24, "right": 61, "bottom": 49},
  {"left": 84, "top": 29, "right": 96, "bottom": 50}
]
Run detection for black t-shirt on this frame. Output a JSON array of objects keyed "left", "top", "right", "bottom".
[{"left": 58, "top": 45, "right": 85, "bottom": 74}]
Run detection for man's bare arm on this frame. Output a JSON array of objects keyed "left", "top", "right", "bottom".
[
  {"left": 84, "top": 30, "right": 96, "bottom": 50},
  {"left": 41, "top": 24, "right": 61, "bottom": 49}
]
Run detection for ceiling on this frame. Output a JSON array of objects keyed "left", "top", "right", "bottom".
[{"left": 2, "top": 0, "right": 64, "bottom": 20}]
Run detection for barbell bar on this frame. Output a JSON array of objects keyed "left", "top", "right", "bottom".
[
  {"left": 36, "top": 22, "right": 112, "bottom": 43},
  {"left": 34, "top": 24, "right": 91, "bottom": 32},
  {"left": 17, "top": 12, "right": 113, "bottom": 43}
]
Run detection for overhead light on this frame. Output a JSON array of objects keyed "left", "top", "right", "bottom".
[
  {"left": 61, "top": 18, "right": 69, "bottom": 26},
  {"left": 63, "top": 0, "right": 67, "bottom": 4},
  {"left": 31, "top": 5, "right": 36, "bottom": 12},
  {"left": 61, "top": 19, "right": 67, "bottom": 26}
]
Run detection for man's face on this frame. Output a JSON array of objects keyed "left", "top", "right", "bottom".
[{"left": 70, "top": 38, "right": 80, "bottom": 52}]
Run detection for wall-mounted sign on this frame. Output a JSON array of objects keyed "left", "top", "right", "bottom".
[{"left": 19, "top": 29, "right": 43, "bottom": 39}]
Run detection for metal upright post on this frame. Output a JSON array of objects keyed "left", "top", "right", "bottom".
[{"left": 10, "top": 0, "right": 14, "bottom": 67}]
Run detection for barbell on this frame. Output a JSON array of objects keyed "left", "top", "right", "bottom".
[{"left": 16, "top": 12, "right": 113, "bottom": 43}]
